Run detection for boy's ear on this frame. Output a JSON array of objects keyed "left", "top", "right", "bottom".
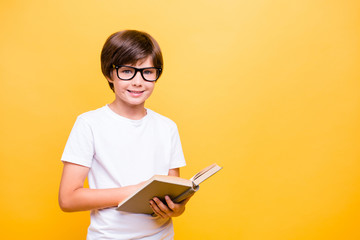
[
  {"left": 107, "top": 77, "right": 114, "bottom": 83},
  {"left": 107, "top": 70, "right": 115, "bottom": 83}
]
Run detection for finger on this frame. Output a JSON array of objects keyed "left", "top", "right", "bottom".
[
  {"left": 149, "top": 200, "right": 163, "bottom": 218},
  {"left": 153, "top": 197, "right": 172, "bottom": 215},
  {"left": 149, "top": 200, "right": 159, "bottom": 217},
  {"left": 149, "top": 199, "right": 167, "bottom": 218},
  {"left": 165, "top": 196, "right": 176, "bottom": 210}
]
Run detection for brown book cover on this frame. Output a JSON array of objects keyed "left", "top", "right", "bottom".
[{"left": 116, "top": 163, "right": 222, "bottom": 214}]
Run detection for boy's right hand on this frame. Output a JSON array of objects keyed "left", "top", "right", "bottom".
[{"left": 149, "top": 194, "right": 193, "bottom": 219}]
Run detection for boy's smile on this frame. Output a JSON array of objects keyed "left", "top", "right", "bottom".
[{"left": 127, "top": 90, "right": 145, "bottom": 97}]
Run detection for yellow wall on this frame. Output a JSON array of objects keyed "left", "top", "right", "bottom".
[{"left": 1, "top": 0, "right": 359, "bottom": 239}]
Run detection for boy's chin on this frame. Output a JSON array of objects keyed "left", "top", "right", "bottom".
[{"left": 125, "top": 99, "right": 147, "bottom": 107}]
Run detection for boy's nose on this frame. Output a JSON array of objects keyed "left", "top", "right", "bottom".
[{"left": 131, "top": 71, "right": 143, "bottom": 85}]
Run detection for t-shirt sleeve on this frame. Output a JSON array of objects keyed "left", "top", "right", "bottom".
[
  {"left": 61, "top": 116, "right": 94, "bottom": 167},
  {"left": 169, "top": 123, "right": 186, "bottom": 169}
]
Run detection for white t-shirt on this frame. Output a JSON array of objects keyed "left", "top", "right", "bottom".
[{"left": 61, "top": 105, "right": 186, "bottom": 240}]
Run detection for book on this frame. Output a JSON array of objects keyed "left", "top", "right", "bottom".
[{"left": 116, "top": 163, "right": 222, "bottom": 214}]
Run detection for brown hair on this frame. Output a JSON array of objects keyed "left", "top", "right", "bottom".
[{"left": 101, "top": 30, "right": 163, "bottom": 91}]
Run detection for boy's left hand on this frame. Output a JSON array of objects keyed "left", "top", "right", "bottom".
[{"left": 149, "top": 195, "right": 193, "bottom": 218}]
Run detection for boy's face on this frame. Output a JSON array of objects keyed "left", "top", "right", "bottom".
[{"left": 107, "top": 56, "right": 156, "bottom": 108}]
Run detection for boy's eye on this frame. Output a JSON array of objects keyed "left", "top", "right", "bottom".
[
  {"left": 143, "top": 69, "right": 155, "bottom": 75},
  {"left": 121, "top": 69, "right": 134, "bottom": 74}
]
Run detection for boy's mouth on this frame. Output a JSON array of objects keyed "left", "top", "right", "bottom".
[
  {"left": 127, "top": 90, "right": 145, "bottom": 97},
  {"left": 127, "top": 90, "right": 145, "bottom": 94}
]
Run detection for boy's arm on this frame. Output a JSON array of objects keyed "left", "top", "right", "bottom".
[
  {"left": 58, "top": 162, "right": 142, "bottom": 212},
  {"left": 168, "top": 168, "right": 180, "bottom": 177}
]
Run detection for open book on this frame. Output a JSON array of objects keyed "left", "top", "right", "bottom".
[{"left": 116, "top": 163, "right": 222, "bottom": 214}]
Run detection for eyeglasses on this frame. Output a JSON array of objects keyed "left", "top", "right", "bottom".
[{"left": 112, "top": 64, "right": 162, "bottom": 82}]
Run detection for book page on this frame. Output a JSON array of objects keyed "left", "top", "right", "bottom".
[{"left": 190, "top": 163, "right": 222, "bottom": 186}]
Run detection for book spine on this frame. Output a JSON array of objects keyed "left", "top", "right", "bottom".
[{"left": 173, "top": 185, "right": 199, "bottom": 203}]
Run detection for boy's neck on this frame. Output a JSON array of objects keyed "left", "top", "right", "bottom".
[{"left": 108, "top": 101, "right": 147, "bottom": 120}]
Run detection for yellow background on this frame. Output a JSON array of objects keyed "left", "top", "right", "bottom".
[{"left": 1, "top": 0, "right": 359, "bottom": 239}]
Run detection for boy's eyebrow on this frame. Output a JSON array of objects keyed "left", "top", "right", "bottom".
[{"left": 113, "top": 65, "right": 160, "bottom": 70}]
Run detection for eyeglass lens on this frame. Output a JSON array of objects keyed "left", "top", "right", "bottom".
[{"left": 117, "top": 66, "right": 160, "bottom": 81}]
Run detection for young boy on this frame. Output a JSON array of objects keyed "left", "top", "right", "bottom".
[{"left": 59, "top": 30, "right": 191, "bottom": 239}]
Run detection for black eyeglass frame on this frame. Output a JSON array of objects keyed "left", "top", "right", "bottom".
[{"left": 112, "top": 64, "right": 162, "bottom": 82}]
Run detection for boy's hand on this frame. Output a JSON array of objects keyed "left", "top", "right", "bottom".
[{"left": 149, "top": 195, "right": 193, "bottom": 219}]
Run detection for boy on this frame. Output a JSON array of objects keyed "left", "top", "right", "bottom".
[{"left": 59, "top": 30, "right": 191, "bottom": 239}]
